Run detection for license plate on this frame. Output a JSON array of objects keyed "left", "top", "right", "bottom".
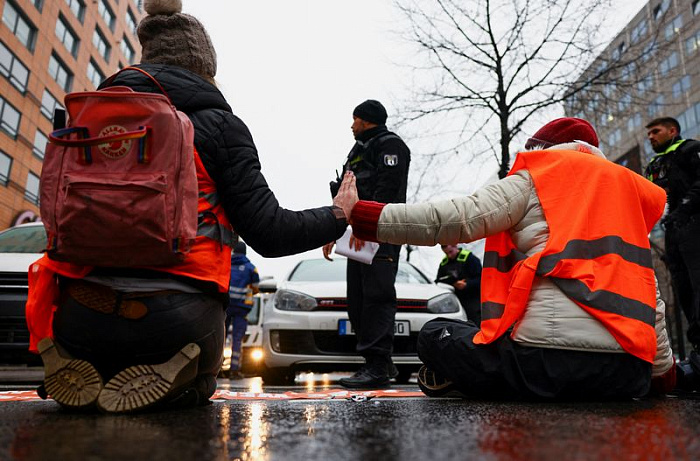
[{"left": 338, "top": 319, "right": 410, "bottom": 336}]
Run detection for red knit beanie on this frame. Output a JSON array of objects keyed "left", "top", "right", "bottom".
[{"left": 525, "top": 117, "right": 599, "bottom": 150}]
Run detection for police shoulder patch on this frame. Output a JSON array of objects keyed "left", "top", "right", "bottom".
[{"left": 383, "top": 154, "right": 398, "bottom": 166}]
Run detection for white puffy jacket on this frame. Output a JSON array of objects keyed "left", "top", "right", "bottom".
[{"left": 374, "top": 142, "right": 673, "bottom": 377}]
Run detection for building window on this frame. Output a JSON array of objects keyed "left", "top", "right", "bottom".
[
  {"left": 638, "top": 74, "right": 654, "bottom": 94},
  {"left": 622, "top": 62, "right": 636, "bottom": 81},
  {"left": 678, "top": 106, "right": 697, "bottom": 136},
  {"left": 48, "top": 53, "right": 73, "bottom": 92},
  {"left": 608, "top": 128, "right": 622, "bottom": 147},
  {"left": 687, "top": 32, "right": 700, "bottom": 55},
  {"left": 93, "top": 28, "right": 111, "bottom": 62},
  {"left": 631, "top": 19, "right": 648, "bottom": 44},
  {"left": 2, "top": 1, "right": 37, "bottom": 51},
  {"left": 612, "top": 42, "right": 625, "bottom": 61},
  {"left": 618, "top": 94, "right": 631, "bottom": 112},
  {"left": 64, "top": 0, "right": 85, "bottom": 23},
  {"left": 694, "top": 0, "right": 700, "bottom": 15},
  {"left": 648, "top": 95, "right": 664, "bottom": 117},
  {"left": 659, "top": 51, "right": 679, "bottom": 76},
  {"left": 98, "top": 0, "right": 115, "bottom": 31},
  {"left": 0, "top": 97, "right": 20, "bottom": 138},
  {"left": 87, "top": 59, "right": 105, "bottom": 88},
  {"left": 55, "top": 15, "right": 79, "bottom": 57},
  {"left": 34, "top": 0, "right": 44, "bottom": 12},
  {"left": 41, "top": 89, "right": 62, "bottom": 120},
  {"left": 33, "top": 130, "right": 48, "bottom": 159},
  {"left": 653, "top": 0, "right": 670, "bottom": 21},
  {"left": 126, "top": 8, "right": 137, "bottom": 35},
  {"left": 25, "top": 172, "right": 39, "bottom": 205},
  {"left": 120, "top": 37, "right": 135, "bottom": 64},
  {"left": 672, "top": 75, "right": 691, "bottom": 99},
  {"left": 627, "top": 113, "right": 642, "bottom": 132},
  {"left": 0, "top": 151, "right": 11, "bottom": 186},
  {"left": 665, "top": 15, "right": 682, "bottom": 41},
  {"left": 0, "top": 40, "right": 29, "bottom": 93}
]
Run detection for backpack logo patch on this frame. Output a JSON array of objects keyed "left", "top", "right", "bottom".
[
  {"left": 383, "top": 154, "right": 398, "bottom": 166},
  {"left": 98, "top": 125, "right": 132, "bottom": 159}
]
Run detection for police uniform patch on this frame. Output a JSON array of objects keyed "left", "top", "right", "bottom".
[{"left": 384, "top": 154, "right": 398, "bottom": 166}]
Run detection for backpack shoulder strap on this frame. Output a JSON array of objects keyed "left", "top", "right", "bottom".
[{"left": 103, "top": 67, "right": 172, "bottom": 103}]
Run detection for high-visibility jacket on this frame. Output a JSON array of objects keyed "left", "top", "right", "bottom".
[
  {"left": 475, "top": 147, "right": 666, "bottom": 363},
  {"left": 26, "top": 148, "right": 234, "bottom": 352}
]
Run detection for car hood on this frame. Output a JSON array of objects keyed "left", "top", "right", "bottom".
[
  {"left": 0, "top": 253, "right": 43, "bottom": 273},
  {"left": 277, "top": 281, "right": 451, "bottom": 300}
]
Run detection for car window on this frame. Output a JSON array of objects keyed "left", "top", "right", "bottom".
[
  {"left": 0, "top": 225, "right": 47, "bottom": 253},
  {"left": 288, "top": 259, "right": 430, "bottom": 284}
]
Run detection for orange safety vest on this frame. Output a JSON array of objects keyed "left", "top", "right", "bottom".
[
  {"left": 475, "top": 147, "right": 666, "bottom": 363},
  {"left": 26, "top": 148, "right": 234, "bottom": 352}
]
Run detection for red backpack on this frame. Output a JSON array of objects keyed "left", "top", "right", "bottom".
[{"left": 40, "top": 67, "right": 198, "bottom": 267}]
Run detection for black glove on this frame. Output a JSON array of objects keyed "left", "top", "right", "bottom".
[{"left": 662, "top": 211, "right": 690, "bottom": 230}]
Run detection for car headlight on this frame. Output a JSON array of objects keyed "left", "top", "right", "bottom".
[
  {"left": 274, "top": 289, "right": 318, "bottom": 311},
  {"left": 426, "top": 293, "right": 461, "bottom": 314}
]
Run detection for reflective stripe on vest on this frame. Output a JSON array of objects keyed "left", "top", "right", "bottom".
[
  {"left": 475, "top": 148, "right": 666, "bottom": 363},
  {"left": 144, "top": 147, "right": 234, "bottom": 292}
]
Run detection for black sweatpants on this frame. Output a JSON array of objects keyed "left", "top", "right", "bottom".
[
  {"left": 665, "top": 217, "right": 700, "bottom": 350},
  {"left": 346, "top": 243, "right": 400, "bottom": 364},
  {"left": 418, "top": 318, "right": 651, "bottom": 400},
  {"left": 53, "top": 292, "right": 225, "bottom": 400}
]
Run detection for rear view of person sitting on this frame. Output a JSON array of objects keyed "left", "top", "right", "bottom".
[
  {"left": 28, "top": 0, "right": 348, "bottom": 413},
  {"left": 336, "top": 117, "right": 677, "bottom": 400}
]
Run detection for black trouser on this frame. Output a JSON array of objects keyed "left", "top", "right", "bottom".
[
  {"left": 418, "top": 318, "right": 651, "bottom": 400},
  {"left": 665, "top": 217, "right": 700, "bottom": 350},
  {"left": 346, "top": 243, "right": 400, "bottom": 366},
  {"left": 53, "top": 292, "right": 225, "bottom": 400}
]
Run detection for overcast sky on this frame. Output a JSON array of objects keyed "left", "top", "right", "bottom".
[{"left": 182, "top": 0, "right": 646, "bottom": 281}]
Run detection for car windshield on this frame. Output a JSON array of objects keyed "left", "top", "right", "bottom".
[
  {"left": 288, "top": 259, "right": 430, "bottom": 284},
  {"left": 0, "top": 225, "right": 47, "bottom": 253}
]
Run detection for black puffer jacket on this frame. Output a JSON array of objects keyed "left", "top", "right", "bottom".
[{"left": 100, "top": 64, "right": 346, "bottom": 257}]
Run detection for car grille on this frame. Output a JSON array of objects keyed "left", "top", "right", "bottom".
[
  {"left": 273, "top": 329, "right": 419, "bottom": 355},
  {"left": 0, "top": 271, "right": 31, "bottom": 349},
  {"left": 315, "top": 297, "right": 429, "bottom": 313},
  {"left": 0, "top": 272, "right": 29, "bottom": 290}
]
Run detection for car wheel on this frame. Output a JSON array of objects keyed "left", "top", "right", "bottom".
[
  {"left": 261, "top": 366, "right": 295, "bottom": 385},
  {"left": 395, "top": 367, "right": 414, "bottom": 384}
]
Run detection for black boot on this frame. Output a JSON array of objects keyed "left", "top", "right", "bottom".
[{"left": 339, "top": 357, "right": 391, "bottom": 389}]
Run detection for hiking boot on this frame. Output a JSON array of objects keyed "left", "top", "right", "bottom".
[
  {"left": 38, "top": 337, "right": 103, "bottom": 409},
  {"left": 417, "top": 365, "right": 461, "bottom": 398},
  {"left": 339, "top": 367, "right": 390, "bottom": 389},
  {"left": 96, "top": 343, "right": 200, "bottom": 414}
]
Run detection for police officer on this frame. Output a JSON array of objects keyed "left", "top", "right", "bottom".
[
  {"left": 645, "top": 117, "right": 700, "bottom": 356},
  {"left": 324, "top": 100, "right": 410, "bottom": 388},
  {"left": 435, "top": 244, "right": 482, "bottom": 326},
  {"left": 226, "top": 242, "right": 260, "bottom": 379}
]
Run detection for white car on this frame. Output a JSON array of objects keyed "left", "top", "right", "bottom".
[
  {"left": 261, "top": 258, "right": 466, "bottom": 384},
  {"left": 0, "top": 222, "right": 46, "bottom": 364}
]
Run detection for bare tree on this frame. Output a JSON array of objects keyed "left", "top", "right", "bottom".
[{"left": 396, "top": 0, "right": 663, "bottom": 179}]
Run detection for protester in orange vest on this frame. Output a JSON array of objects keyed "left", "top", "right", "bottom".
[
  {"left": 334, "top": 117, "right": 677, "bottom": 399},
  {"left": 28, "top": 0, "right": 348, "bottom": 413}
]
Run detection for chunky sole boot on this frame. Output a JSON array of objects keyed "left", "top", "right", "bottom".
[
  {"left": 417, "top": 365, "right": 461, "bottom": 398},
  {"left": 38, "top": 337, "right": 103, "bottom": 409},
  {"left": 97, "top": 343, "right": 201, "bottom": 414}
]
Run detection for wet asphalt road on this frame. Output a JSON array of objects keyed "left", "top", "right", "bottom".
[{"left": 0, "top": 372, "right": 698, "bottom": 461}]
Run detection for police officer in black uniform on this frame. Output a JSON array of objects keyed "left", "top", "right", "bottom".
[
  {"left": 645, "top": 117, "right": 700, "bottom": 357},
  {"left": 435, "top": 244, "right": 482, "bottom": 326},
  {"left": 324, "top": 100, "right": 410, "bottom": 388}
]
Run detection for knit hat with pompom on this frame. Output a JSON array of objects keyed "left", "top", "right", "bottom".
[{"left": 137, "top": 0, "right": 217, "bottom": 79}]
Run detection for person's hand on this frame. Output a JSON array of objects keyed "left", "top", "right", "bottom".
[
  {"left": 349, "top": 235, "right": 366, "bottom": 251},
  {"left": 454, "top": 279, "right": 467, "bottom": 291},
  {"left": 333, "top": 171, "right": 359, "bottom": 223},
  {"left": 662, "top": 211, "right": 690, "bottom": 230},
  {"left": 323, "top": 242, "right": 335, "bottom": 261}
]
